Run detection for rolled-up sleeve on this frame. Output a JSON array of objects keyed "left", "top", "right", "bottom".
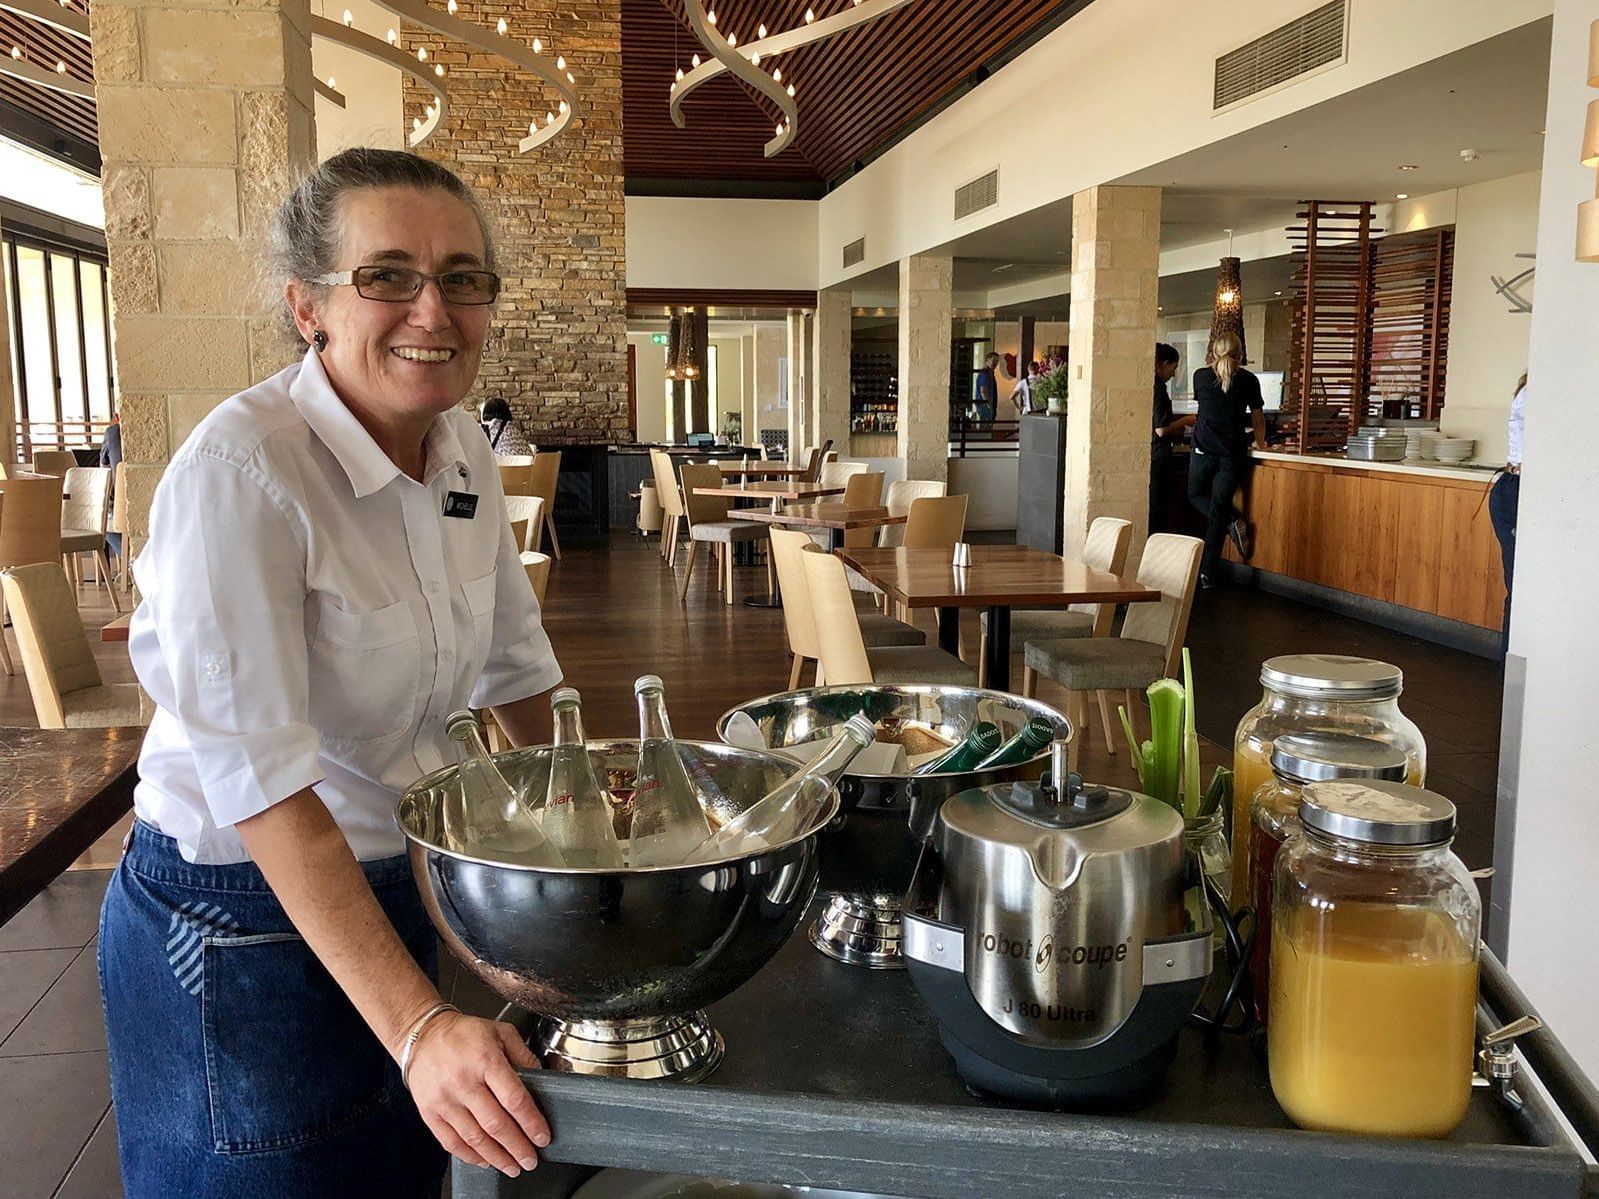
[
  {"left": 131, "top": 451, "right": 323, "bottom": 828},
  {"left": 468, "top": 478, "right": 562, "bottom": 711}
]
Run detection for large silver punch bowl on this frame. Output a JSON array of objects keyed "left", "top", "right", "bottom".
[
  {"left": 397, "top": 739, "right": 837, "bottom": 1082},
  {"left": 717, "top": 686, "right": 1070, "bottom": 969}
]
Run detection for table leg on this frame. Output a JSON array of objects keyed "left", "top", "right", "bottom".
[
  {"left": 827, "top": 528, "right": 842, "bottom": 553},
  {"left": 984, "top": 605, "right": 1011, "bottom": 692},
  {"left": 937, "top": 607, "right": 960, "bottom": 657}
]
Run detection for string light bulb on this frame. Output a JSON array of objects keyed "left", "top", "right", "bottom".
[
  {"left": 558, "top": 99, "right": 568, "bottom": 112},
  {"left": 805, "top": 7, "right": 815, "bottom": 22},
  {"left": 417, "top": 45, "right": 428, "bottom": 60},
  {"left": 529, "top": 119, "right": 538, "bottom": 135},
  {"left": 751, "top": 52, "right": 761, "bottom": 65},
  {"left": 758, "top": 22, "right": 767, "bottom": 37},
  {"left": 434, "top": 63, "right": 445, "bottom": 75},
  {"left": 9, "top": 46, "right": 20, "bottom": 60},
  {"left": 786, "top": 83, "right": 795, "bottom": 96},
  {"left": 707, "top": 9, "right": 716, "bottom": 25},
  {"left": 327, "top": 76, "right": 336, "bottom": 88},
  {"left": 727, "top": 33, "right": 736, "bottom": 47},
  {"left": 675, "top": 67, "right": 684, "bottom": 81},
  {"left": 775, "top": 121, "right": 784, "bottom": 136},
  {"left": 386, "top": 27, "right": 397, "bottom": 43},
  {"left": 446, "top": 0, "right": 456, "bottom": 12},
  {"left": 55, "top": 59, "right": 65, "bottom": 73},
  {"left": 773, "top": 67, "right": 782, "bottom": 82},
  {"left": 546, "top": 110, "right": 555, "bottom": 125},
  {"left": 412, "top": 117, "right": 422, "bottom": 131},
  {"left": 565, "top": 71, "right": 573, "bottom": 82},
  {"left": 556, "top": 55, "right": 565, "bottom": 69},
  {"left": 691, "top": 53, "right": 701, "bottom": 67},
  {"left": 341, "top": 7, "right": 352, "bottom": 23},
  {"left": 496, "top": 17, "right": 506, "bottom": 34},
  {"left": 532, "top": 37, "right": 541, "bottom": 52}
]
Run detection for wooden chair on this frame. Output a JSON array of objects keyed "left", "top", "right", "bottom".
[
  {"left": 499, "top": 460, "right": 536, "bottom": 498},
  {"left": 520, "top": 550, "right": 552, "bottom": 607},
  {"left": 1022, "top": 533, "right": 1203, "bottom": 775},
  {"left": 797, "top": 445, "right": 827, "bottom": 483},
  {"left": 878, "top": 479, "right": 947, "bottom": 548},
  {"left": 901, "top": 494, "right": 969, "bottom": 549},
  {"left": 977, "top": 515, "right": 1132, "bottom": 714},
  {"left": 108, "top": 462, "right": 133, "bottom": 595},
  {"left": 676, "top": 462, "right": 769, "bottom": 606},
  {"left": 528, "top": 451, "right": 562, "bottom": 560},
  {"left": 0, "top": 474, "right": 66, "bottom": 675},
  {"left": 30, "top": 450, "right": 77, "bottom": 477},
  {"left": 800, "top": 548, "right": 974, "bottom": 687},
  {"left": 818, "top": 460, "right": 867, "bottom": 488},
  {"left": 649, "top": 449, "right": 688, "bottom": 565},
  {"left": 769, "top": 528, "right": 924, "bottom": 688},
  {"left": 0, "top": 563, "right": 148, "bottom": 728},
  {"left": 840, "top": 472, "right": 886, "bottom": 551},
  {"left": 60, "top": 466, "right": 121, "bottom": 613},
  {"left": 504, "top": 495, "right": 545, "bottom": 554}
]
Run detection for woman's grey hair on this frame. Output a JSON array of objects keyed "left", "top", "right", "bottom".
[{"left": 268, "top": 148, "right": 496, "bottom": 332}]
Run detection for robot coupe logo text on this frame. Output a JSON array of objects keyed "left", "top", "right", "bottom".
[{"left": 979, "top": 932, "right": 1129, "bottom": 973}]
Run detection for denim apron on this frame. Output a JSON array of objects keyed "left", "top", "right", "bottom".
[{"left": 98, "top": 821, "right": 447, "bottom": 1199}]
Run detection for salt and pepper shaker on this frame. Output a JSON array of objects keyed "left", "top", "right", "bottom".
[{"left": 952, "top": 541, "right": 972, "bottom": 569}]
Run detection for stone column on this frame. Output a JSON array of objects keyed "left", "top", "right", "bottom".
[
  {"left": 90, "top": 0, "right": 316, "bottom": 543},
  {"left": 785, "top": 308, "right": 810, "bottom": 457},
  {"left": 897, "top": 254, "right": 952, "bottom": 483},
  {"left": 811, "top": 285, "right": 852, "bottom": 456},
  {"left": 1065, "top": 185, "right": 1161, "bottom": 562}
]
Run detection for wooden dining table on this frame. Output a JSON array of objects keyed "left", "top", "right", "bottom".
[
  {"left": 715, "top": 461, "right": 807, "bottom": 480},
  {"left": 837, "top": 544, "right": 1161, "bottom": 691},
  {"left": 734, "top": 503, "right": 907, "bottom": 551},
  {"left": 100, "top": 612, "right": 132, "bottom": 642},
  {"left": 693, "top": 479, "right": 847, "bottom": 512}
]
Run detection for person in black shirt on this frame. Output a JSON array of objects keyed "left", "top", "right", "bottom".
[
  {"left": 1186, "top": 332, "right": 1265, "bottom": 585},
  {"left": 1150, "top": 343, "right": 1192, "bottom": 534}
]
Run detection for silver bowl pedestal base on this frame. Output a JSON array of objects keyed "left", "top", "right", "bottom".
[
  {"left": 809, "top": 892, "right": 904, "bottom": 969},
  {"left": 535, "top": 1012, "right": 726, "bottom": 1083}
]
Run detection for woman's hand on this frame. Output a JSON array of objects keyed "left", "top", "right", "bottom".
[{"left": 406, "top": 1010, "right": 551, "bottom": 1177}]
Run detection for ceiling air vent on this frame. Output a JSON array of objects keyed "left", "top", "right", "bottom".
[
  {"left": 1214, "top": 0, "right": 1347, "bottom": 111},
  {"left": 954, "top": 170, "right": 999, "bottom": 221},
  {"left": 843, "top": 237, "right": 866, "bottom": 268}
]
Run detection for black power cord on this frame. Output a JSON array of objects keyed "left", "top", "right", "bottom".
[{"left": 1189, "top": 870, "right": 1257, "bottom": 1037}]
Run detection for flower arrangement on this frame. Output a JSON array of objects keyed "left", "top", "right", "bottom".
[{"left": 1030, "top": 355, "right": 1070, "bottom": 412}]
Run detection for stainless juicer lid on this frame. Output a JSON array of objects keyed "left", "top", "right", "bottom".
[
  {"left": 1299, "top": 779, "right": 1455, "bottom": 846},
  {"left": 1270, "top": 733, "right": 1408, "bottom": 784},
  {"left": 1260, "top": 654, "right": 1403, "bottom": 700}
]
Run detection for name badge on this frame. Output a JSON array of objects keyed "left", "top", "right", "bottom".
[{"left": 443, "top": 491, "right": 479, "bottom": 519}]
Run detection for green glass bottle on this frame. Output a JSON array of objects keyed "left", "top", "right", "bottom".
[
  {"left": 976, "top": 716, "right": 1057, "bottom": 770},
  {"left": 915, "top": 721, "right": 1003, "bottom": 774}
]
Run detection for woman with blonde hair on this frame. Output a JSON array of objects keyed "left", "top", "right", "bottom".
[{"left": 1186, "top": 331, "right": 1266, "bottom": 585}]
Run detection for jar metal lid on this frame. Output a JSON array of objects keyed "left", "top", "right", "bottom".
[
  {"left": 1270, "top": 733, "right": 1408, "bottom": 784},
  {"left": 1260, "top": 654, "right": 1404, "bottom": 700},
  {"left": 1299, "top": 779, "right": 1455, "bottom": 846}
]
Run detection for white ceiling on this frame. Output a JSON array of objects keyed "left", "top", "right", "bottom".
[{"left": 863, "top": 17, "right": 1552, "bottom": 312}]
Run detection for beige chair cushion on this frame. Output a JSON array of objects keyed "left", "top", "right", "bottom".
[
  {"left": 62, "top": 683, "right": 150, "bottom": 728},
  {"left": 1024, "top": 637, "right": 1166, "bottom": 692},
  {"left": 979, "top": 609, "right": 1094, "bottom": 640},
  {"left": 865, "top": 645, "right": 978, "bottom": 686},
  {"left": 691, "top": 520, "right": 769, "bottom": 544},
  {"left": 859, "top": 612, "right": 926, "bottom": 648}
]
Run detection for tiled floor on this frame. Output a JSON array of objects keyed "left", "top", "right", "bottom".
[{"left": 0, "top": 534, "right": 1507, "bottom": 1197}]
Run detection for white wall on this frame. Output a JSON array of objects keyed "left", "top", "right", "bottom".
[
  {"left": 312, "top": 0, "right": 404, "bottom": 158},
  {"left": 754, "top": 324, "right": 786, "bottom": 432},
  {"left": 1501, "top": 0, "right": 1599, "bottom": 1073},
  {"left": 629, "top": 335, "right": 668, "bottom": 443},
  {"left": 949, "top": 456, "right": 1020, "bottom": 532},
  {"left": 817, "top": 0, "right": 1550, "bottom": 289},
  {"left": 1440, "top": 172, "right": 1542, "bottom": 461},
  {"left": 625, "top": 197, "right": 819, "bottom": 291}
]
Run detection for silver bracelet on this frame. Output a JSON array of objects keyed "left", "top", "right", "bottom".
[{"left": 399, "top": 1001, "right": 459, "bottom": 1090}]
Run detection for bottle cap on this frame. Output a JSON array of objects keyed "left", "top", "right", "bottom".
[
  {"left": 444, "top": 709, "right": 479, "bottom": 739},
  {"left": 634, "top": 674, "right": 665, "bottom": 695},
  {"left": 843, "top": 713, "right": 877, "bottom": 744},
  {"left": 551, "top": 686, "right": 581, "bottom": 707},
  {"left": 1260, "top": 654, "right": 1403, "bottom": 700},
  {"left": 1299, "top": 779, "right": 1456, "bottom": 847},
  {"left": 1270, "top": 732, "right": 1408, "bottom": 784}
]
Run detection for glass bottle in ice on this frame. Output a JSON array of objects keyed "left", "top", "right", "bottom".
[
  {"left": 543, "top": 688, "right": 625, "bottom": 869},
  {"left": 628, "top": 675, "right": 713, "bottom": 866},
  {"left": 443, "top": 709, "right": 565, "bottom": 867}
]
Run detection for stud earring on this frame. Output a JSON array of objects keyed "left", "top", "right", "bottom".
[{"left": 311, "top": 330, "right": 328, "bottom": 352}]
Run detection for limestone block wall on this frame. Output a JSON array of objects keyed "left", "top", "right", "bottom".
[
  {"left": 1065, "top": 185, "right": 1161, "bottom": 563},
  {"left": 91, "top": 0, "right": 317, "bottom": 539},
  {"left": 897, "top": 254, "right": 952, "bottom": 483},
  {"left": 402, "top": 0, "right": 627, "bottom": 443},
  {"left": 811, "top": 287, "right": 852, "bottom": 453}
]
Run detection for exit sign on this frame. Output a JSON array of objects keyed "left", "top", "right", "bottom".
[{"left": 651, "top": 333, "right": 668, "bottom": 345}]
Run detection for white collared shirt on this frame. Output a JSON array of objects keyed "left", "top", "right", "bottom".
[{"left": 129, "top": 351, "right": 562, "bottom": 864}]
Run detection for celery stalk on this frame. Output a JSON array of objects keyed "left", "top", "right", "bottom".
[
  {"left": 1118, "top": 705, "right": 1144, "bottom": 779},
  {"left": 1181, "top": 648, "right": 1203, "bottom": 823},
  {"left": 1144, "top": 678, "right": 1185, "bottom": 813}
]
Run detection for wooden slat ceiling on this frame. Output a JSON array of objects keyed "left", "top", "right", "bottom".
[
  {"left": 0, "top": 6, "right": 96, "bottom": 147},
  {"left": 622, "top": 0, "right": 1080, "bottom": 188}
]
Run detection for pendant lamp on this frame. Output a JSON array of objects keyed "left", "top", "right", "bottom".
[{"left": 1209, "top": 248, "right": 1247, "bottom": 364}]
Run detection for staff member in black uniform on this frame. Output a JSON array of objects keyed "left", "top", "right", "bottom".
[
  {"left": 1187, "top": 331, "right": 1265, "bottom": 586},
  {"left": 1149, "top": 343, "right": 1192, "bottom": 534}
]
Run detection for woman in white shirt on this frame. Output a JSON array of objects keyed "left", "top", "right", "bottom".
[{"left": 99, "top": 149, "right": 561, "bottom": 1197}]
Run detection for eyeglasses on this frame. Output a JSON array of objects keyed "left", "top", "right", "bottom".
[{"left": 309, "top": 265, "right": 500, "bottom": 305}]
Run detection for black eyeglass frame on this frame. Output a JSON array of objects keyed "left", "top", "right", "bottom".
[{"left": 308, "top": 265, "right": 501, "bottom": 305}]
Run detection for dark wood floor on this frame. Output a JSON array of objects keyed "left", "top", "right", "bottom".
[{"left": 0, "top": 529, "right": 1506, "bottom": 1198}]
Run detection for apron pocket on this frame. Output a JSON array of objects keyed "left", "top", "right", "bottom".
[{"left": 201, "top": 931, "right": 394, "bottom": 1154}]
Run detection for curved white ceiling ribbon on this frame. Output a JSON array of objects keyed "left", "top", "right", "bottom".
[
  {"left": 310, "top": 15, "right": 450, "bottom": 146},
  {"left": 678, "top": 0, "right": 796, "bottom": 157}
]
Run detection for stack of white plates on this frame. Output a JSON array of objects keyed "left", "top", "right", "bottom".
[
  {"left": 1346, "top": 431, "right": 1408, "bottom": 461},
  {"left": 1432, "top": 437, "right": 1475, "bottom": 463},
  {"left": 1404, "top": 427, "right": 1441, "bottom": 459}
]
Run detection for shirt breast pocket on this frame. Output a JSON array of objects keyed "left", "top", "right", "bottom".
[
  {"left": 308, "top": 597, "right": 419, "bottom": 745},
  {"left": 461, "top": 569, "right": 497, "bottom": 669}
]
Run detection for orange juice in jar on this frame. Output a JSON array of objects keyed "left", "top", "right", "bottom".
[
  {"left": 1230, "top": 655, "right": 1426, "bottom": 911},
  {"left": 1268, "top": 780, "right": 1480, "bottom": 1139}
]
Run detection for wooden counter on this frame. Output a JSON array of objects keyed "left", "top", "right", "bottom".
[{"left": 1232, "top": 453, "right": 1506, "bottom": 631}]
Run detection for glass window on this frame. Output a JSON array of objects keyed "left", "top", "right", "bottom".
[
  {"left": 50, "top": 253, "right": 85, "bottom": 432},
  {"left": 80, "top": 261, "right": 111, "bottom": 422},
  {"left": 14, "top": 246, "right": 54, "bottom": 427}
]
